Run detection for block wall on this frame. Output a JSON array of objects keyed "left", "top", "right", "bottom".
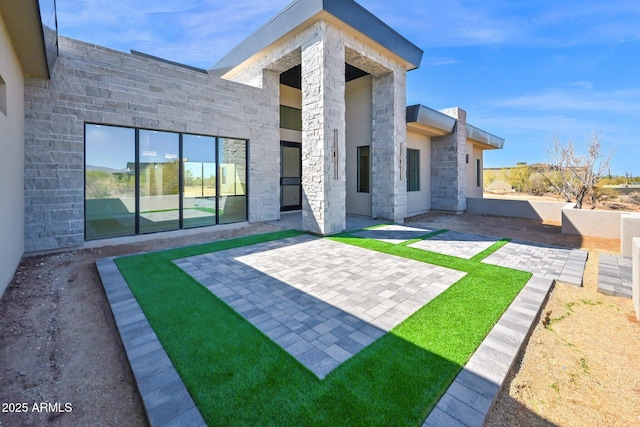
[{"left": 24, "top": 37, "right": 279, "bottom": 252}]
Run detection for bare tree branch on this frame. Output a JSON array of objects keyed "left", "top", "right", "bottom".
[{"left": 541, "top": 133, "right": 615, "bottom": 209}]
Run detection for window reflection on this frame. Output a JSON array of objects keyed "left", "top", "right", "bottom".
[
  {"left": 183, "top": 135, "right": 217, "bottom": 228},
  {"left": 219, "top": 138, "right": 247, "bottom": 224},
  {"left": 85, "top": 124, "right": 135, "bottom": 240},
  {"left": 85, "top": 126, "right": 247, "bottom": 240},
  {"left": 139, "top": 130, "right": 180, "bottom": 233}
]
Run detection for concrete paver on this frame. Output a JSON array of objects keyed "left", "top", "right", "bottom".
[
  {"left": 351, "top": 224, "right": 437, "bottom": 244},
  {"left": 482, "top": 239, "right": 587, "bottom": 285},
  {"left": 408, "top": 230, "right": 499, "bottom": 259},
  {"left": 598, "top": 253, "right": 633, "bottom": 298},
  {"left": 96, "top": 224, "right": 584, "bottom": 427},
  {"left": 174, "top": 234, "right": 465, "bottom": 378}
]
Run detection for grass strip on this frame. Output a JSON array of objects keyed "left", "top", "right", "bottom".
[
  {"left": 398, "top": 229, "right": 449, "bottom": 247},
  {"left": 471, "top": 238, "right": 511, "bottom": 262},
  {"left": 115, "top": 231, "right": 531, "bottom": 426}
]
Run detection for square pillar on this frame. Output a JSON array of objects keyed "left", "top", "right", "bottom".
[
  {"left": 371, "top": 68, "right": 407, "bottom": 222},
  {"left": 430, "top": 107, "right": 467, "bottom": 212},
  {"left": 300, "top": 25, "right": 346, "bottom": 235}
]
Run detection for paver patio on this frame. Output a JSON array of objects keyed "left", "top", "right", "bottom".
[
  {"left": 175, "top": 234, "right": 466, "bottom": 378},
  {"left": 97, "top": 223, "right": 588, "bottom": 426},
  {"left": 408, "top": 230, "right": 500, "bottom": 259},
  {"left": 351, "top": 224, "right": 437, "bottom": 244},
  {"left": 482, "top": 239, "right": 588, "bottom": 286}
]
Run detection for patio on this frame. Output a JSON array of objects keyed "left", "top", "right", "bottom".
[{"left": 97, "top": 218, "right": 588, "bottom": 426}]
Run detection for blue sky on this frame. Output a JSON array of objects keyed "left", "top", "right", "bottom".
[{"left": 56, "top": 0, "right": 640, "bottom": 175}]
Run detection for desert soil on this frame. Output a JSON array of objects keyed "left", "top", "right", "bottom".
[{"left": 1, "top": 213, "right": 638, "bottom": 426}]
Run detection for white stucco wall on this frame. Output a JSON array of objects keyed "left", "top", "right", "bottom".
[
  {"left": 406, "top": 131, "right": 431, "bottom": 216},
  {"left": 465, "top": 142, "right": 483, "bottom": 199},
  {"left": 345, "top": 75, "right": 372, "bottom": 216},
  {"left": 0, "top": 13, "right": 25, "bottom": 297}
]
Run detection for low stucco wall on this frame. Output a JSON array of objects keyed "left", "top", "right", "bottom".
[
  {"left": 467, "top": 198, "right": 628, "bottom": 240},
  {"left": 633, "top": 238, "right": 639, "bottom": 320},
  {"left": 561, "top": 206, "right": 623, "bottom": 240},
  {"left": 621, "top": 213, "right": 640, "bottom": 258},
  {"left": 466, "top": 197, "right": 565, "bottom": 223}
]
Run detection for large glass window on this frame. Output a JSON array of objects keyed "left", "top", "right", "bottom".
[
  {"left": 139, "top": 130, "right": 180, "bottom": 234},
  {"left": 357, "top": 146, "right": 370, "bottom": 193},
  {"left": 85, "top": 125, "right": 135, "bottom": 240},
  {"left": 183, "top": 135, "right": 217, "bottom": 229},
  {"left": 407, "top": 149, "right": 420, "bottom": 192},
  {"left": 85, "top": 125, "right": 247, "bottom": 241},
  {"left": 219, "top": 138, "right": 247, "bottom": 224}
]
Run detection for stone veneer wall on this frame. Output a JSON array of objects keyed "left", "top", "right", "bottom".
[
  {"left": 24, "top": 36, "right": 279, "bottom": 252},
  {"left": 371, "top": 68, "right": 407, "bottom": 222},
  {"left": 300, "top": 24, "right": 347, "bottom": 234},
  {"left": 223, "top": 20, "right": 409, "bottom": 232},
  {"left": 430, "top": 107, "right": 467, "bottom": 212}
]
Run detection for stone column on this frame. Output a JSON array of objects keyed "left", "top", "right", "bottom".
[
  {"left": 300, "top": 24, "right": 346, "bottom": 235},
  {"left": 430, "top": 107, "right": 467, "bottom": 212},
  {"left": 371, "top": 67, "right": 407, "bottom": 222}
]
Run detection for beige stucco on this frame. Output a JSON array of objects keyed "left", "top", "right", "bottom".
[
  {"left": 345, "top": 75, "right": 373, "bottom": 216},
  {"left": 0, "top": 12, "right": 25, "bottom": 297},
  {"left": 465, "top": 142, "right": 483, "bottom": 199},
  {"left": 406, "top": 130, "right": 431, "bottom": 216}
]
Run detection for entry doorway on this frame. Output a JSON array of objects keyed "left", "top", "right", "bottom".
[{"left": 280, "top": 141, "right": 302, "bottom": 211}]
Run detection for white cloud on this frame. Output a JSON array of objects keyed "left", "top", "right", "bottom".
[
  {"left": 56, "top": 0, "right": 290, "bottom": 67},
  {"left": 488, "top": 88, "right": 640, "bottom": 116}
]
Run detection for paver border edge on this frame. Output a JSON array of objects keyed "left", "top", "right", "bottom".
[
  {"left": 423, "top": 275, "right": 554, "bottom": 427},
  {"left": 96, "top": 257, "right": 207, "bottom": 427}
]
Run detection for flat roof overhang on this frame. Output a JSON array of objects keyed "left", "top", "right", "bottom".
[
  {"left": 0, "top": 0, "right": 50, "bottom": 78},
  {"left": 406, "top": 104, "right": 456, "bottom": 137},
  {"left": 406, "top": 104, "right": 505, "bottom": 149},
  {"left": 209, "top": 0, "right": 423, "bottom": 76},
  {"left": 466, "top": 124, "right": 504, "bottom": 150}
]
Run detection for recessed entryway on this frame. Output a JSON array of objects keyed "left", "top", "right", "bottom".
[{"left": 280, "top": 141, "right": 302, "bottom": 211}]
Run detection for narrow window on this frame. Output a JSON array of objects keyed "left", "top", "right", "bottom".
[
  {"left": 407, "top": 149, "right": 420, "bottom": 192},
  {"left": 476, "top": 159, "right": 481, "bottom": 187},
  {"left": 357, "top": 146, "right": 370, "bottom": 193},
  {"left": 0, "top": 74, "right": 7, "bottom": 116}
]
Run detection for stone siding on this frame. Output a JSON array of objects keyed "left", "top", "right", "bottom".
[
  {"left": 430, "top": 108, "right": 467, "bottom": 212},
  {"left": 300, "top": 24, "right": 346, "bottom": 235},
  {"left": 223, "top": 20, "right": 410, "bottom": 231},
  {"left": 24, "top": 36, "right": 279, "bottom": 252}
]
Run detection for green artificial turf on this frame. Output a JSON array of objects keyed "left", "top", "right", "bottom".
[{"left": 115, "top": 229, "right": 531, "bottom": 426}]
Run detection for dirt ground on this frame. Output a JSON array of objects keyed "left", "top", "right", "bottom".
[{"left": 1, "top": 214, "right": 638, "bottom": 426}]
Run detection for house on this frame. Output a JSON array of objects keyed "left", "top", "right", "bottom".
[{"left": 0, "top": 0, "right": 504, "bottom": 296}]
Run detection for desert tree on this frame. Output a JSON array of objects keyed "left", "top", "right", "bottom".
[{"left": 542, "top": 132, "right": 614, "bottom": 209}]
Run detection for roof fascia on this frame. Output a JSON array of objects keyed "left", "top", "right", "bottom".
[
  {"left": 209, "top": 0, "right": 423, "bottom": 76},
  {"left": 0, "top": 0, "right": 50, "bottom": 78}
]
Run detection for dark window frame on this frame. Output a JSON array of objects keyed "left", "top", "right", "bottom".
[
  {"left": 357, "top": 145, "right": 370, "bottom": 193},
  {"left": 84, "top": 123, "right": 248, "bottom": 241},
  {"left": 407, "top": 148, "right": 420, "bottom": 192}
]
